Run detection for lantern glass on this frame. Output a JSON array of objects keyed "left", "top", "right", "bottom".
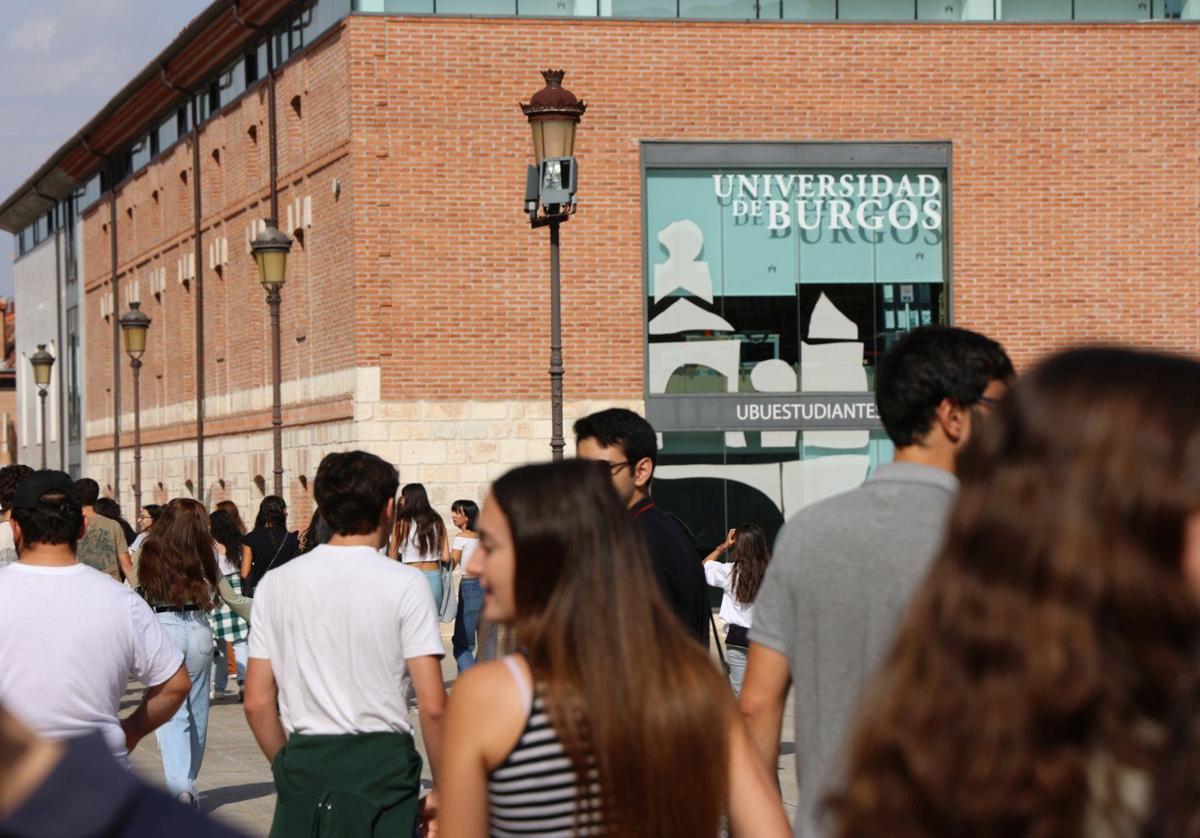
[
  {"left": 256, "top": 248, "right": 289, "bottom": 286},
  {"left": 30, "top": 347, "right": 53, "bottom": 387},
  {"left": 123, "top": 324, "right": 148, "bottom": 357},
  {"left": 539, "top": 119, "right": 575, "bottom": 160}
]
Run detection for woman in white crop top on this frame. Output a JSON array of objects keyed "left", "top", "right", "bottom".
[
  {"left": 449, "top": 499, "right": 495, "bottom": 673},
  {"left": 438, "top": 459, "right": 790, "bottom": 838},
  {"left": 388, "top": 483, "right": 449, "bottom": 609}
]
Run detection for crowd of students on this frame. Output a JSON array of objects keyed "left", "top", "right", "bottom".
[{"left": 6, "top": 325, "right": 1200, "bottom": 837}]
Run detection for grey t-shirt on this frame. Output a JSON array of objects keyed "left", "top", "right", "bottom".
[{"left": 751, "top": 461, "right": 958, "bottom": 838}]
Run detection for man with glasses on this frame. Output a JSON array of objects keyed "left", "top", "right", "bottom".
[
  {"left": 575, "top": 408, "right": 710, "bottom": 646},
  {"left": 740, "top": 325, "right": 1013, "bottom": 838}
]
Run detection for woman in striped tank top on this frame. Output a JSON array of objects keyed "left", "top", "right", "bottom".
[{"left": 438, "top": 459, "right": 790, "bottom": 837}]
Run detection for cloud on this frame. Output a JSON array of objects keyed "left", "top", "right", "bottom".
[{"left": 5, "top": 13, "right": 60, "bottom": 53}]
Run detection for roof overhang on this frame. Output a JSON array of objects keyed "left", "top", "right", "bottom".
[{"left": 0, "top": 0, "right": 297, "bottom": 233}]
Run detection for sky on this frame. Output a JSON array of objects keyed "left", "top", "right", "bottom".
[{"left": 0, "top": 0, "right": 210, "bottom": 298}]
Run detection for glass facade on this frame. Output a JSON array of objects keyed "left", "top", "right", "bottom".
[
  {"left": 354, "top": 0, "right": 1195, "bottom": 17},
  {"left": 642, "top": 143, "right": 948, "bottom": 548}
]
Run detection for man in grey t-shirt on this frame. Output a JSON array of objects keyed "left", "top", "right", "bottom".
[{"left": 741, "top": 326, "right": 1013, "bottom": 838}]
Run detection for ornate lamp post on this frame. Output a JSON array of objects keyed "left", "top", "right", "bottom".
[
  {"left": 521, "top": 70, "right": 586, "bottom": 461},
  {"left": 29, "top": 345, "right": 55, "bottom": 470},
  {"left": 120, "top": 302, "right": 151, "bottom": 512},
  {"left": 251, "top": 224, "right": 293, "bottom": 497}
]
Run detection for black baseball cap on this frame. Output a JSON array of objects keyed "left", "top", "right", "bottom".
[{"left": 11, "top": 470, "right": 82, "bottom": 513}]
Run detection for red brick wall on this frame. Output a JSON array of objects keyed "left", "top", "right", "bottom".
[
  {"left": 84, "top": 17, "right": 1200, "bottom": 440},
  {"left": 348, "top": 17, "right": 1200, "bottom": 400},
  {"left": 83, "top": 23, "right": 355, "bottom": 444}
]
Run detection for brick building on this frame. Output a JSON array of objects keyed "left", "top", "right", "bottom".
[{"left": 3, "top": 0, "right": 1198, "bottom": 543}]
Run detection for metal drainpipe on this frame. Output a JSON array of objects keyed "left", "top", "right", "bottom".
[
  {"left": 109, "top": 186, "right": 121, "bottom": 500},
  {"left": 229, "top": 2, "right": 284, "bottom": 497},
  {"left": 190, "top": 93, "right": 205, "bottom": 503}
]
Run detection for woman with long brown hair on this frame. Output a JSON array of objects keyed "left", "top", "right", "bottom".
[
  {"left": 389, "top": 483, "right": 450, "bottom": 612},
  {"left": 827, "top": 347, "right": 1200, "bottom": 838},
  {"left": 703, "top": 522, "right": 772, "bottom": 696},
  {"left": 137, "top": 497, "right": 221, "bottom": 807},
  {"left": 438, "top": 459, "right": 789, "bottom": 837}
]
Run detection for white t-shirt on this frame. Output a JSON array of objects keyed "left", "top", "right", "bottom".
[
  {"left": 248, "top": 544, "right": 444, "bottom": 736},
  {"left": 0, "top": 562, "right": 183, "bottom": 761},
  {"left": 215, "top": 545, "right": 240, "bottom": 577},
  {"left": 0, "top": 520, "right": 16, "bottom": 565},
  {"left": 452, "top": 535, "right": 480, "bottom": 575},
  {"left": 704, "top": 561, "right": 754, "bottom": 629}
]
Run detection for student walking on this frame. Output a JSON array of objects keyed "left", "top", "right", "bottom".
[
  {"left": 740, "top": 325, "right": 1013, "bottom": 838},
  {"left": 0, "top": 464, "right": 34, "bottom": 565},
  {"left": 389, "top": 482, "right": 450, "bottom": 610},
  {"left": 138, "top": 498, "right": 222, "bottom": 806},
  {"left": 575, "top": 408, "right": 710, "bottom": 646},
  {"left": 74, "top": 478, "right": 132, "bottom": 582},
  {"left": 439, "top": 459, "right": 790, "bottom": 838},
  {"left": 209, "top": 510, "right": 251, "bottom": 699},
  {"left": 215, "top": 500, "right": 247, "bottom": 535},
  {"left": 245, "top": 452, "right": 447, "bottom": 838},
  {"left": 702, "top": 523, "right": 771, "bottom": 696},
  {"left": 95, "top": 497, "right": 137, "bottom": 550},
  {"left": 131, "top": 503, "right": 162, "bottom": 554},
  {"left": 449, "top": 499, "right": 492, "bottom": 672},
  {"left": 829, "top": 347, "right": 1200, "bottom": 837},
  {"left": 242, "top": 496, "right": 299, "bottom": 596},
  {"left": 0, "top": 472, "right": 188, "bottom": 763}
]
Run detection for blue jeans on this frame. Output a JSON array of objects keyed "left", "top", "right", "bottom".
[
  {"left": 422, "top": 569, "right": 443, "bottom": 613},
  {"left": 213, "top": 639, "right": 248, "bottom": 693},
  {"left": 154, "top": 610, "right": 213, "bottom": 798},
  {"left": 452, "top": 577, "right": 485, "bottom": 672}
]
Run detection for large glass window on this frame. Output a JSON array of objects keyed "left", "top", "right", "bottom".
[
  {"left": 643, "top": 143, "right": 949, "bottom": 541},
  {"left": 999, "top": 0, "right": 1071, "bottom": 18},
  {"left": 838, "top": 0, "right": 915, "bottom": 18},
  {"left": 1156, "top": 0, "right": 1200, "bottom": 17},
  {"left": 439, "top": 0, "right": 517, "bottom": 10},
  {"left": 679, "top": 0, "right": 756, "bottom": 17},
  {"left": 1074, "top": 0, "right": 1145, "bottom": 17},
  {"left": 601, "top": 0, "right": 677, "bottom": 15}
]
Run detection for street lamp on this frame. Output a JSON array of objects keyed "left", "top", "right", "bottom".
[
  {"left": 251, "top": 223, "right": 292, "bottom": 497},
  {"left": 120, "top": 302, "right": 152, "bottom": 513},
  {"left": 29, "top": 345, "right": 55, "bottom": 469},
  {"left": 521, "top": 69, "right": 586, "bottom": 461}
]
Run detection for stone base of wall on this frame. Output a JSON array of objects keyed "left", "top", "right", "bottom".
[{"left": 86, "top": 368, "right": 642, "bottom": 529}]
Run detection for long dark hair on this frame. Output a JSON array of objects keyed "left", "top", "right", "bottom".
[
  {"left": 393, "top": 483, "right": 445, "bottom": 557},
  {"left": 828, "top": 347, "right": 1200, "bottom": 837},
  {"left": 451, "top": 498, "right": 479, "bottom": 532},
  {"left": 254, "top": 495, "right": 288, "bottom": 550},
  {"left": 215, "top": 500, "right": 246, "bottom": 535},
  {"left": 138, "top": 498, "right": 220, "bottom": 609},
  {"left": 730, "top": 522, "right": 770, "bottom": 605},
  {"left": 209, "top": 510, "right": 243, "bottom": 569},
  {"left": 299, "top": 509, "right": 332, "bottom": 555},
  {"left": 491, "top": 459, "right": 730, "bottom": 836},
  {"left": 94, "top": 496, "right": 136, "bottom": 547}
]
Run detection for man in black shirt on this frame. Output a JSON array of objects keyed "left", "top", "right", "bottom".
[{"left": 575, "top": 408, "right": 710, "bottom": 646}]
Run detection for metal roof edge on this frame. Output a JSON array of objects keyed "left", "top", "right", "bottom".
[{"left": 0, "top": 0, "right": 291, "bottom": 233}]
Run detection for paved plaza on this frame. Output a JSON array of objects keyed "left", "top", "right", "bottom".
[{"left": 124, "top": 621, "right": 799, "bottom": 837}]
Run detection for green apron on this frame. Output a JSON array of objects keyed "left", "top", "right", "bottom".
[{"left": 269, "top": 731, "right": 423, "bottom": 838}]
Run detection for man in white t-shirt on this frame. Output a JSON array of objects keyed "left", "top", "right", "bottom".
[
  {"left": 0, "top": 470, "right": 189, "bottom": 762},
  {"left": 0, "top": 464, "right": 34, "bottom": 566},
  {"left": 245, "top": 451, "right": 446, "bottom": 837}
]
